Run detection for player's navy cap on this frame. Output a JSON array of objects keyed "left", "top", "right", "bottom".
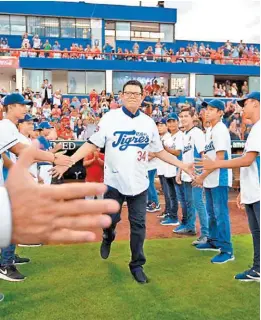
[
  {"left": 167, "top": 112, "right": 178, "bottom": 121},
  {"left": 18, "top": 114, "right": 35, "bottom": 123},
  {"left": 33, "top": 123, "right": 42, "bottom": 131},
  {"left": 156, "top": 118, "right": 167, "bottom": 125},
  {"left": 237, "top": 91, "right": 260, "bottom": 108},
  {"left": 3, "top": 93, "right": 31, "bottom": 106},
  {"left": 39, "top": 121, "right": 53, "bottom": 129},
  {"left": 204, "top": 99, "right": 225, "bottom": 111}
]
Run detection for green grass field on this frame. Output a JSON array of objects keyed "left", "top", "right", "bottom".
[{"left": 0, "top": 235, "right": 259, "bottom": 320}]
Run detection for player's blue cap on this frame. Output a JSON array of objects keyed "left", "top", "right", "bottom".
[
  {"left": 33, "top": 123, "right": 42, "bottom": 131},
  {"left": 39, "top": 121, "right": 53, "bottom": 129},
  {"left": 205, "top": 99, "right": 225, "bottom": 111},
  {"left": 237, "top": 91, "right": 260, "bottom": 108},
  {"left": 3, "top": 93, "right": 31, "bottom": 106},
  {"left": 156, "top": 118, "right": 167, "bottom": 125},
  {"left": 18, "top": 114, "right": 35, "bottom": 123},
  {"left": 167, "top": 112, "right": 179, "bottom": 121}
]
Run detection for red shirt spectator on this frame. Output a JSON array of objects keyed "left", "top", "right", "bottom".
[
  {"left": 58, "top": 126, "right": 74, "bottom": 140},
  {"left": 83, "top": 150, "right": 104, "bottom": 183},
  {"left": 90, "top": 97, "right": 98, "bottom": 112},
  {"left": 152, "top": 80, "right": 160, "bottom": 92},
  {"left": 110, "top": 99, "right": 119, "bottom": 109},
  {"left": 89, "top": 89, "right": 98, "bottom": 102},
  {"left": 144, "top": 82, "right": 153, "bottom": 94}
]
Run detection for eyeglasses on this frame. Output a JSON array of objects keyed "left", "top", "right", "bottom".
[{"left": 123, "top": 91, "right": 142, "bottom": 98}]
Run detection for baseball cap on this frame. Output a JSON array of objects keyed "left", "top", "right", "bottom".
[
  {"left": 33, "top": 123, "right": 42, "bottom": 131},
  {"left": 18, "top": 114, "right": 35, "bottom": 123},
  {"left": 39, "top": 121, "right": 54, "bottom": 130},
  {"left": 156, "top": 118, "right": 167, "bottom": 125},
  {"left": 167, "top": 112, "right": 178, "bottom": 121},
  {"left": 237, "top": 91, "right": 260, "bottom": 108},
  {"left": 204, "top": 99, "right": 225, "bottom": 111},
  {"left": 3, "top": 93, "right": 31, "bottom": 106}
]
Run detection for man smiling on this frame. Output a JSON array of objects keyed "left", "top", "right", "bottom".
[{"left": 52, "top": 80, "right": 192, "bottom": 284}]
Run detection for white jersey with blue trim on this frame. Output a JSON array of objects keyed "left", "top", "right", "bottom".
[
  {"left": 89, "top": 107, "right": 163, "bottom": 196},
  {"left": 156, "top": 132, "right": 171, "bottom": 176},
  {"left": 240, "top": 120, "right": 260, "bottom": 204},
  {"left": 0, "top": 119, "right": 20, "bottom": 186},
  {"left": 164, "top": 130, "right": 184, "bottom": 178},
  {"left": 203, "top": 122, "right": 232, "bottom": 188},
  {"left": 181, "top": 126, "right": 205, "bottom": 183}
]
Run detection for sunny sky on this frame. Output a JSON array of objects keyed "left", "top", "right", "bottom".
[{"left": 61, "top": 0, "right": 260, "bottom": 43}]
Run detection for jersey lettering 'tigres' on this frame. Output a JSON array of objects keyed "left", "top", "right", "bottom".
[
  {"left": 89, "top": 107, "right": 163, "bottom": 196},
  {"left": 112, "top": 130, "right": 149, "bottom": 151}
]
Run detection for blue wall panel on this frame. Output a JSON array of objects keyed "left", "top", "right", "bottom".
[
  {"left": 19, "top": 57, "right": 260, "bottom": 76},
  {"left": 0, "top": 1, "right": 177, "bottom": 23}
]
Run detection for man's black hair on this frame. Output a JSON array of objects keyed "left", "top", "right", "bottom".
[{"left": 123, "top": 80, "right": 143, "bottom": 94}]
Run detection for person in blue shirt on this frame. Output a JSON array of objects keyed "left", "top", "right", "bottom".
[{"left": 103, "top": 42, "right": 113, "bottom": 60}]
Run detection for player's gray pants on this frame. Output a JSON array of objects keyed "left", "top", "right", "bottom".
[
  {"left": 103, "top": 186, "right": 147, "bottom": 271},
  {"left": 245, "top": 201, "right": 260, "bottom": 272}
]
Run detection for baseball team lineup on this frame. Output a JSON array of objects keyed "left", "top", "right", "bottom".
[{"left": 0, "top": 81, "right": 260, "bottom": 290}]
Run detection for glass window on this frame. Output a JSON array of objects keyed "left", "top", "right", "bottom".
[
  {"left": 249, "top": 76, "right": 260, "bottom": 92},
  {"left": 116, "top": 22, "right": 130, "bottom": 41},
  {"left": 76, "top": 19, "right": 91, "bottom": 39},
  {"left": 105, "top": 21, "right": 115, "bottom": 30},
  {"left": 10, "top": 15, "right": 26, "bottom": 35},
  {"left": 160, "top": 24, "right": 174, "bottom": 42},
  {"left": 131, "top": 22, "right": 160, "bottom": 42},
  {"left": 86, "top": 72, "right": 105, "bottom": 94},
  {"left": 61, "top": 18, "right": 76, "bottom": 38},
  {"left": 170, "top": 74, "right": 189, "bottom": 96},
  {"left": 27, "top": 16, "right": 45, "bottom": 37},
  {"left": 0, "top": 15, "right": 10, "bottom": 35},
  {"left": 196, "top": 74, "right": 214, "bottom": 97},
  {"left": 44, "top": 17, "right": 59, "bottom": 37},
  {"left": 23, "top": 70, "right": 44, "bottom": 92},
  {"left": 68, "top": 71, "right": 85, "bottom": 94}
]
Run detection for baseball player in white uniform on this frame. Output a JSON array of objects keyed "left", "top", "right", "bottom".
[
  {"left": 193, "top": 99, "right": 233, "bottom": 264},
  {"left": 52, "top": 80, "right": 192, "bottom": 284},
  {"left": 177, "top": 107, "right": 209, "bottom": 245},
  {"left": 197, "top": 92, "right": 260, "bottom": 279}
]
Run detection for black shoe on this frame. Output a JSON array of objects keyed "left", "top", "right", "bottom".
[
  {"left": 131, "top": 269, "right": 148, "bottom": 284},
  {"left": 0, "top": 293, "right": 4, "bottom": 302},
  {"left": 100, "top": 240, "right": 112, "bottom": 260},
  {"left": 0, "top": 265, "right": 26, "bottom": 282},
  {"left": 14, "top": 254, "right": 30, "bottom": 265}
]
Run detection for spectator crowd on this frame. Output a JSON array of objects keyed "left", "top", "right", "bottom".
[
  {"left": 0, "top": 78, "right": 251, "bottom": 142},
  {"left": 0, "top": 35, "right": 259, "bottom": 65}
]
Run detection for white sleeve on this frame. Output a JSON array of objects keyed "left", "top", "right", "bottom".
[
  {"left": 0, "top": 187, "right": 12, "bottom": 248},
  {"left": 194, "top": 129, "right": 205, "bottom": 154},
  {"left": 246, "top": 123, "right": 260, "bottom": 153},
  {"left": 175, "top": 133, "right": 183, "bottom": 151},
  {"left": 150, "top": 122, "right": 164, "bottom": 153},
  {"left": 88, "top": 114, "right": 108, "bottom": 148},
  {"left": 0, "top": 121, "right": 19, "bottom": 154},
  {"left": 213, "top": 126, "right": 230, "bottom": 152}
]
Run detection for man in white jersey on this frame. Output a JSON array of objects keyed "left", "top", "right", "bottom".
[
  {"left": 0, "top": 93, "right": 73, "bottom": 282},
  {"left": 51, "top": 80, "right": 192, "bottom": 284},
  {"left": 197, "top": 92, "right": 260, "bottom": 279},
  {"left": 193, "top": 100, "right": 234, "bottom": 264},
  {"left": 177, "top": 107, "right": 209, "bottom": 245}
]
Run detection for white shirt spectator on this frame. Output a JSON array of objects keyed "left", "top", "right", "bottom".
[
  {"left": 89, "top": 108, "right": 163, "bottom": 195},
  {"left": 33, "top": 96, "right": 42, "bottom": 108},
  {"left": 33, "top": 36, "right": 41, "bottom": 49},
  {"left": 240, "top": 120, "right": 260, "bottom": 204},
  {"left": 203, "top": 122, "right": 232, "bottom": 188}
]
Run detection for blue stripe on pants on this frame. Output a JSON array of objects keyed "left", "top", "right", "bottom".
[{"left": 205, "top": 186, "right": 233, "bottom": 254}]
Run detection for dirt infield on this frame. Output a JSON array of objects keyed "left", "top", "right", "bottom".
[{"left": 94, "top": 191, "right": 250, "bottom": 242}]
